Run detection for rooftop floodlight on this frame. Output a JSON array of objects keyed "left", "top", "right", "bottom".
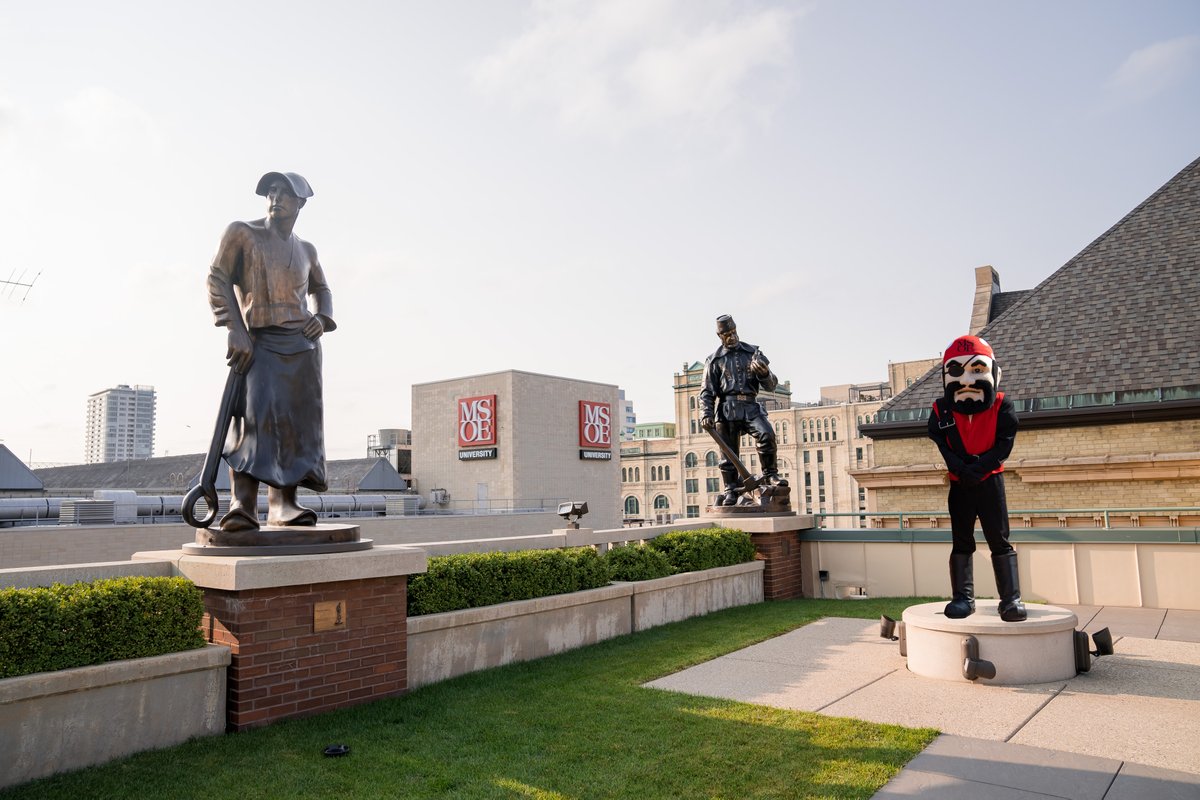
[
  {"left": 1091, "top": 627, "right": 1114, "bottom": 657},
  {"left": 880, "top": 615, "right": 899, "bottom": 641},
  {"left": 557, "top": 501, "right": 589, "bottom": 529}
]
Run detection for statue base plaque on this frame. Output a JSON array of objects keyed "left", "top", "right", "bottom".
[{"left": 182, "top": 523, "right": 371, "bottom": 556}]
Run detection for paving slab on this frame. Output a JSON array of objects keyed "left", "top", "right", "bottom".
[
  {"left": 821, "top": 669, "right": 1065, "bottom": 740},
  {"left": 1082, "top": 606, "right": 1166, "bottom": 639},
  {"left": 1105, "top": 761, "right": 1200, "bottom": 800},
  {"left": 1011, "top": 693, "right": 1200, "bottom": 774},
  {"left": 1159, "top": 609, "right": 1200, "bottom": 643},
  {"left": 896, "top": 735, "right": 1121, "bottom": 800},
  {"left": 1060, "top": 604, "right": 1103, "bottom": 629},
  {"left": 644, "top": 651, "right": 898, "bottom": 712},
  {"left": 872, "top": 768, "right": 1058, "bottom": 799}
]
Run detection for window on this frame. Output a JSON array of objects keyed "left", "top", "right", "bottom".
[
  {"left": 685, "top": 452, "right": 698, "bottom": 468},
  {"left": 855, "top": 447, "right": 863, "bottom": 463},
  {"left": 686, "top": 505, "right": 700, "bottom": 518},
  {"left": 831, "top": 420, "right": 837, "bottom": 441},
  {"left": 817, "top": 450, "right": 824, "bottom": 464},
  {"left": 803, "top": 450, "right": 810, "bottom": 465},
  {"left": 689, "top": 396, "right": 696, "bottom": 409},
  {"left": 621, "top": 468, "right": 627, "bottom": 482},
  {"left": 706, "top": 477, "right": 721, "bottom": 492},
  {"left": 690, "top": 420, "right": 697, "bottom": 434},
  {"left": 705, "top": 451, "right": 718, "bottom": 467},
  {"left": 624, "top": 496, "right": 640, "bottom": 515},
  {"left": 664, "top": 466, "right": 670, "bottom": 480},
  {"left": 653, "top": 495, "right": 669, "bottom": 510},
  {"left": 685, "top": 479, "right": 699, "bottom": 493},
  {"left": 635, "top": 467, "right": 640, "bottom": 482}
]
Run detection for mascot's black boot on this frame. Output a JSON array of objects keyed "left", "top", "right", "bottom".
[
  {"left": 944, "top": 553, "right": 975, "bottom": 619},
  {"left": 993, "top": 551, "right": 1027, "bottom": 622}
]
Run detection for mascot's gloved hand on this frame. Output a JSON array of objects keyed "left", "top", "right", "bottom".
[{"left": 960, "top": 463, "right": 988, "bottom": 486}]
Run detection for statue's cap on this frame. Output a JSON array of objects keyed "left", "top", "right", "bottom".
[
  {"left": 255, "top": 172, "right": 314, "bottom": 199},
  {"left": 716, "top": 315, "right": 736, "bottom": 334}
]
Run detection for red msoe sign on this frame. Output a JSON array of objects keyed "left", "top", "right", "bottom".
[
  {"left": 458, "top": 395, "right": 497, "bottom": 447},
  {"left": 578, "top": 401, "right": 612, "bottom": 448}
]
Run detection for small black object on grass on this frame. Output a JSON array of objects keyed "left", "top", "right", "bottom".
[{"left": 323, "top": 744, "right": 350, "bottom": 757}]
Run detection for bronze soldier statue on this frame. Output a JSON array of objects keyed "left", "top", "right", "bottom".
[
  {"left": 206, "top": 172, "right": 335, "bottom": 531},
  {"left": 699, "top": 315, "right": 783, "bottom": 506}
]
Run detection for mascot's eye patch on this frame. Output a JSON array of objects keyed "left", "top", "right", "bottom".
[{"left": 946, "top": 362, "right": 966, "bottom": 378}]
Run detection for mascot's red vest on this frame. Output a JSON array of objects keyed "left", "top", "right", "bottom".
[{"left": 931, "top": 391, "right": 1006, "bottom": 482}]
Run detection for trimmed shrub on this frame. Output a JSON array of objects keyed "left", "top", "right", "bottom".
[
  {"left": 0, "top": 577, "right": 206, "bottom": 680},
  {"left": 408, "top": 547, "right": 609, "bottom": 616},
  {"left": 604, "top": 544, "right": 675, "bottom": 582},
  {"left": 648, "top": 527, "right": 756, "bottom": 573}
]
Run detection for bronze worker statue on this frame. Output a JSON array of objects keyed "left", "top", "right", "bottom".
[
  {"left": 185, "top": 171, "right": 335, "bottom": 535},
  {"left": 699, "top": 315, "right": 791, "bottom": 514}
]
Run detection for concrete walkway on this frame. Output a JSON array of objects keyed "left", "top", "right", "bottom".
[{"left": 645, "top": 605, "right": 1200, "bottom": 799}]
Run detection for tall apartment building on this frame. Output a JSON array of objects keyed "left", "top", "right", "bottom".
[{"left": 84, "top": 384, "right": 156, "bottom": 463}]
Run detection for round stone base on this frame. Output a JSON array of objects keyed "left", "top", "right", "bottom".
[
  {"left": 182, "top": 523, "right": 370, "bottom": 556},
  {"left": 902, "top": 600, "right": 1078, "bottom": 685}
]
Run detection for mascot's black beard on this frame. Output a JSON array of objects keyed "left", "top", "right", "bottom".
[{"left": 945, "top": 382, "right": 995, "bottom": 415}]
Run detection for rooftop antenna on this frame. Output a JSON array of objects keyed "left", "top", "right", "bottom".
[{"left": 2, "top": 269, "right": 41, "bottom": 302}]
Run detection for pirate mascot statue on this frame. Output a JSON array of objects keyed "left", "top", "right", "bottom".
[{"left": 928, "top": 335, "right": 1026, "bottom": 622}]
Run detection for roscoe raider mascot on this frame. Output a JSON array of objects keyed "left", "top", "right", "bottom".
[{"left": 927, "top": 335, "right": 1026, "bottom": 622}]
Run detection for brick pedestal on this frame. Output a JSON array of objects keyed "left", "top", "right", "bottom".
[
  {"left": 702, "top": 514, "right": 815, "bottom": 600},
  {"left": 133, "top": 545, "right": 426, "bottom": 732}
]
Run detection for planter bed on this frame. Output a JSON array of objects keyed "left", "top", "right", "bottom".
[
  {"left": 408, "top": 561, "right": 764, "bottom": 689},
  {"left": 0, "top": 643, "right": 230, "bottom": 789}
]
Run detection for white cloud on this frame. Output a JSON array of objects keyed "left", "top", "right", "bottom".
[
  {"left": 471, "top": 0, "right": 802, "bottom": 140},
  {"left": 1108, "top": 35, "right": 1200, "bottom": 103}
]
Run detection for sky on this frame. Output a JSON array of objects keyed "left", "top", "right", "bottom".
[{"left": 1, "top": 0, "right": 1198, "bottom": 466}]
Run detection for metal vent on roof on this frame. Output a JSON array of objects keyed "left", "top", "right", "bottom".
[{"left": 59, "top": 500, "right": 115, "bottom": 525}]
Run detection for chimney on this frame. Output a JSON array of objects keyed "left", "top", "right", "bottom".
[{"left": 969, "top": 265, "right": 1000, "bottom": 334}]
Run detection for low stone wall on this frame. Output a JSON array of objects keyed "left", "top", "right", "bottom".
[
  {"left": 626, "top": 561, "right": 764, "bottom": 629},
  {"left": 802, "top": 529, "right": 1200, "bottom": 609},
  {"left": 0, "top": 644, "right": 230, "bottom": 789},
  {"left": 408, "top": 561, "right": 765, "bottom": 689}
]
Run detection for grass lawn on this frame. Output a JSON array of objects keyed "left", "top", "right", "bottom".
[{"left": 4, "top": 598, "right": 940, "bottom": 800}]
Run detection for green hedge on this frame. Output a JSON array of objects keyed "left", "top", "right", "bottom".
[
  {"left": 408, "top": 529, "right": 759, "bottom": 616},
  {"left": 0, "top": 576, "right": 206, "bottom": 680},
  {"left": 603, "top": 544, "right": 675, "bottom": 582},
  {"left": 647, "top": 527, "right": 757, "bottom": 573},
  {"left": 408, "top": 547, "right": 610, "bottom": 616}
]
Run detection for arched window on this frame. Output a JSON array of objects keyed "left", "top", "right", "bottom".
[
  {"left": 624, "top": 496, "right": 640, "bottom": 515},
  {"left": 621, "top": 468, "right": 627, "bottom": 482},
  {"left": 653, "top": 495, "right": 669, "bottom": 510},
  {"left": 831, "top": 419, "right": 837, "bottom": 441},
  {"left": 705, "top": 451, "right": 718, "bottom": 467},
  {"left": 635, "top": 467, "right": 640, "bottom": 482},
  {"left": 685, "top": 452, "right": 698, "bottom": 468},
  {"left": 689, "top": 396, "right": 696, "bottom": 409},
  {"left": 664, "top": 466, "right": 670, "bottom": 480}
]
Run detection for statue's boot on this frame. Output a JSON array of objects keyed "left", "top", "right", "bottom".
[
  {"left": 220, "top": 470, "right": 260, "bottom": 532},
  {"left": 268, "top": 486, "right": 318, "bottom": 527},
  {"left": 993, "top": 551, "right": 1027, "bottom": 622},
  {"left": 716, "top": 489, "right": 740, "bottom": 507},
  {"left": 943, "top": 553, "right": 975, "bottom": 618}
]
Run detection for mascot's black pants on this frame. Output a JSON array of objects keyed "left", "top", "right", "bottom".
[{"left": 948, "top": 473, "right": 1015, "bottom": 557}]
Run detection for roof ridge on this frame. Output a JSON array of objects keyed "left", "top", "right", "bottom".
[{"left": 975, "top": 154, "right": 1200, "bottom": 341}]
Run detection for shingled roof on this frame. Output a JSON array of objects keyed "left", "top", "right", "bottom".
[{"left": 872, "top": 155, "right": 1200, "bottom": 431}]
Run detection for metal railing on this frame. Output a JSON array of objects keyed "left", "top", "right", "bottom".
[{"left": 815, "top": 507, "right": 1200, "bottom": 530}]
